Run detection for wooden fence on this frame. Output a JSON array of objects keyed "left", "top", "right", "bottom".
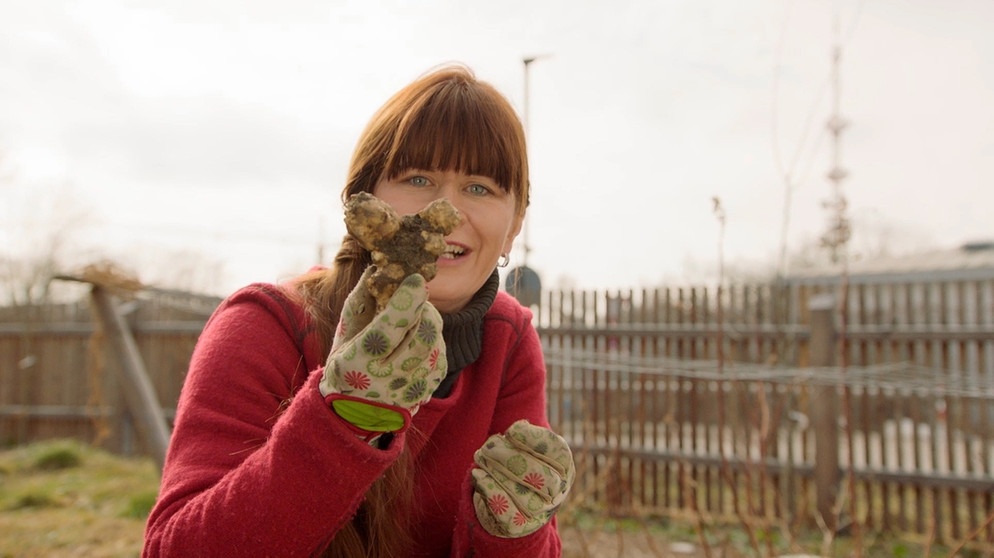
[
  {"left": 2, "top": 276, "right": 993, "bottom": 547},
  {"left": 0, "top": 292, "right": 208, "bottom": 456},
  {"left": 538, "top": 278, "right": 994, "bottom": 548}
]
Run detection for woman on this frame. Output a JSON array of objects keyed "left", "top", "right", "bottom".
[{"left": 143, "top": 64, "right": 574, "bottom": 557}]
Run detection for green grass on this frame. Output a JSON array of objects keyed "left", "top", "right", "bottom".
[
  {"left": 0, "top": 439, "right": 160, "bottom": 558},
  {"left": 30, "top": 442, "right": 84, "bottom": 471}
]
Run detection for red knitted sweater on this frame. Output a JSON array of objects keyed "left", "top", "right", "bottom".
[{"left": 142, "top": 282, "right": 561, "bottom": 557}]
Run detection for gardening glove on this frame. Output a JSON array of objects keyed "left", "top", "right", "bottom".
[
  {"left": 471, "top": 420, "right": 575, "bottom": 538},
  {"left": 320, "top": 267, "right": 447, "bottom": 441}
]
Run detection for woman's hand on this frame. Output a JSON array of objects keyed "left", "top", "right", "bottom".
[
  {"left": 320, "top": 267, "right": 447, "bottom": 440},
  {"left": 471, "top": 420, "right": 575, "bottom": 538}
]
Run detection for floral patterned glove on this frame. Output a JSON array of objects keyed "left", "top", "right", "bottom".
[
  {"left": 471, "top": 420, "right": 575, "bottom": 538},
  {"left": 320, "top": 268, "right": 447, "bottom": 441}
]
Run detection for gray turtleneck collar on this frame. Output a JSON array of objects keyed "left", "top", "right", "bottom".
[{"left": 433, "top": 269, "right": 499, "bottom": 398}]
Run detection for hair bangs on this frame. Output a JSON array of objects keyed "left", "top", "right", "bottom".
[{"left": 384, "top": 79, "right": 525, "bottom": 196}]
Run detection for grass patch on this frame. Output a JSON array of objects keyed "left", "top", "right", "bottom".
[
  {"left": 123, "top": 490, "right": 159, "bottom": 520},
  {"left": 6, "top": 491, "right": 61, "bottom": 511},
  {"left": 31, "top": 442, "right": 83, "bottom": 471},
  {"left": 0, "top": 439, "right": 160, "bottom": 557}
]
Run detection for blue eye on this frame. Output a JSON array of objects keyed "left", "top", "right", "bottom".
[
  {"left": 409, "top": 176, "right": 429, "bottom": 187},
  {"left": 468, "top": 183, "right": 490, "bottom": 196}
]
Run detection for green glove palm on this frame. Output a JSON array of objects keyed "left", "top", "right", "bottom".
[
  {"left": 471, "top": 420, "right": 575, "bottom": 538},
  {"left": 320, "top": 268, "right": 447, "bottom": 440}
]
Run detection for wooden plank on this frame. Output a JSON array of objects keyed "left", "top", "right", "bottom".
[
  {"left": 0, "top": 321, "right": 208, "bottom": 335},
  {"left": 809, "top": 293, "right": 839, "bottom": 531},
  {"left": 942, "top": 282, "right": 962, "bottom": 539},
  {"left": 89, "top": 286, "right": 170, "bottom": 471},
  {"left": 0, "top": 404, "right": 113, "bottom": 418}
]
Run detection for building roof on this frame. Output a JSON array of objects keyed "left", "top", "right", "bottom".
[{"left": 786, "top": 241, "right": 994, "bottom": 285}]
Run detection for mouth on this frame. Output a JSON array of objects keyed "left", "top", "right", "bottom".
[{"left": 439, "top": 242, "right": 468, "bottom": 260}]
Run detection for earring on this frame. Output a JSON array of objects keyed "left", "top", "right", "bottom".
[{"left": 497, "top": 254, "right": 510, "bottom": 268}]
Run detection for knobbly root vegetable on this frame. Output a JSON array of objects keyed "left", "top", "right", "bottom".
[{"left": 344, "top": 192, "right": 461, "bottom": 310}]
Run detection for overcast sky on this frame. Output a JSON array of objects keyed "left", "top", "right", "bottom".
[{"left": 2, "top": 0, "right": 992, "bottom": 295}]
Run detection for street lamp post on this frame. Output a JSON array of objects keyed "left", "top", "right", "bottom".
[
  {"left": 521, "top": 56, "right": 538, "bottom": 265},
  {"left": 505, "top": 55, "right": 546, "bottom": 307},
  {"left": 520, "top": 55, "right": 543, "bottom": 267}
]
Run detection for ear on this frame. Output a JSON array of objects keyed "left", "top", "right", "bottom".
[{"left": 502, "top": 213, "right": 525, "bottom": 255}]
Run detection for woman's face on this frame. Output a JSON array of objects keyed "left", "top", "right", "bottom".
[{"left": 372, "top": 169, "right": 523, "bottom": 314}]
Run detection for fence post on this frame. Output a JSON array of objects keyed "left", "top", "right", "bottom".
[
  {"left": 808, "top": 293, "right": 839, "bottom": 531},
  {"left": 89, "top": 286, "right": 171, "bottom": 470}
]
